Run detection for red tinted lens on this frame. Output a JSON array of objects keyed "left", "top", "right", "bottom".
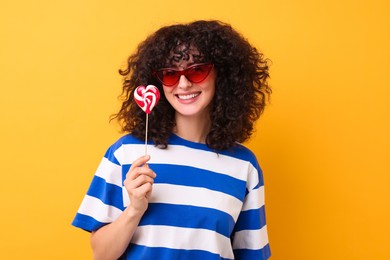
[
  {"left": 157, "top": 70, "right": 180, "bottom": 86},
  {"left": 186, "top": 64, "right": 213, "bottom": 83}
]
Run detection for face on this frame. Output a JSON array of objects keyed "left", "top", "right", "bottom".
[{"left": 161, "top": 45, "right": 216, "bottom": 119}]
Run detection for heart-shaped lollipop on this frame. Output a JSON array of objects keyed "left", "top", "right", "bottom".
[
  {"left": 134, "top": 85, "right": 160, "bottom": 155},
  {"left": 134, "top": 85, "right": 160, "bottom": 114}
]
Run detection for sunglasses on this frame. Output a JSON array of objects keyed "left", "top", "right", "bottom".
[{"left": 153, "top": 63, "right": 214, "bottom": 87}]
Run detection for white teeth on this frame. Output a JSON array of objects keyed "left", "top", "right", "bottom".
[{"left": 177, "top": 93, "right": 200, "bottom": 100}]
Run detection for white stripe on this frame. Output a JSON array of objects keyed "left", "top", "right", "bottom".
[
  {"left": 241, "top": 186, "right": 265, "bottom": 211},
  {"left": 232, "top": 225, "right": 269, "bottom": 250},
  {"left": 132, "top": 225, "right": 234, "bottom": 259},
  {"left": 78, "top": 195, "right": 122, "bottom": 223},
  {"left": 247, "top": 163, "right": 260, "bottom": 190},
  {"left": 115, "top": 144, "right": 255, "bottom": 182},
  {"left": 94, "top": 157, "right": 122, "bottom": 187},
  {"left": 113, "top": 143, "right": 145, "bottom": 165},
  {"left": 122, "top": 186, "right": 130, "bottom": 208},
  {"left": 146, "top": 183, "right": 242, "bottom": 221}
]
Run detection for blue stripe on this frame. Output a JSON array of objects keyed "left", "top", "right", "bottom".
[
  {"left": 234, "top": 206, "right": 266, "bottom": 231},
  {"left": 72, "top": 213, "right": 106, "bottom": 232},
  {"left": 87, "top": 176, "right": 124, "bottom": 210},
  {"left": 151, "top": 164, "right": 247, "bottom": 201},
  {"left": 233, "top": 244, "right": 271, "bottom": 260},
  {"left": 104, "top": 147, "right": 120, "bottom": 165},
  {"left": 121, "top": 164, "right": 130, "bottom": 185},
  {"left": 140, "top": 203, "right": 235, "bottom": 237},
  {"left": 123, "top": 244, "right": 234, "bottom": 260},
  {"left": 168, "top": 133, "right": 263, "bottom": 173}
]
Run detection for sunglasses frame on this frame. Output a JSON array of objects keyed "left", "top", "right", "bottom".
[{"left": 153, "top": 63, "right": 214, "bottom": 87}]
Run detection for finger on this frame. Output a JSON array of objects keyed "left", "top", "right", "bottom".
[
  {"left": 138, "top": 182, "right": 153, "bottom": 198},
  {"left": 137, "top": 166, "right": 156, "bottom": 178},
  {"left": 125, "top": 174, "right": 155, "bottom": 190},
  {"left": 145, "top": 188, "right": 153, "bottom": 199},
  {"left": 130, "top": 182, "right": 153, "bottom": 200},
  {"left": 126, "top": 155, "right": 151, "bottom": 179},
  {"left": 128, "top": 166, "right": 156, "bottom": 181},
  {"left": 129, "top": 155, "right": 151, "bottom": 172}
]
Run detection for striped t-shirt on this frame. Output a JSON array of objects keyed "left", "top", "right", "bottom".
[{"left": 72, "top": 134, "right": 271, "bottom": 259}]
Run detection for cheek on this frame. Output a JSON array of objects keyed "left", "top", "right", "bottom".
[
  {"left": 162, "top": 86, "right": 176, "bottom": 103},
  {"left": 202, "top": 73, "right": 216, "bottom": 93},
  {"left": 163, "top": 86, "right": 174, "bottom": 95},
  {"left": 207, "top": 87, "right": 216, "bottom": 102}
]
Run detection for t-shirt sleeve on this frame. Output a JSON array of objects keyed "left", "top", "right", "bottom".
[
  {"left": 232, "top": 162, "right": 271, "bottom": 260},
  {"left": 72, "top": 144, "right": 125, "bottom": 232}
]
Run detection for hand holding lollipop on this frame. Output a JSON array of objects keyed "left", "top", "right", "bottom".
[{"left": 134, "top": 85, "right": 160, "bottom": 155}]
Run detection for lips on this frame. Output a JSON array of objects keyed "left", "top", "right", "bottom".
[{"left": 176, "top": 92, "right": 201, "bottom": 100}]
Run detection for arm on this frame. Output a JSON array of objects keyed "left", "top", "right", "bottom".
[
  {"left": 90, "top": 155, "right": 156, "bottom": 260},
  {"left": 232, "top": 163, "right": 271, "bottom": 260}
]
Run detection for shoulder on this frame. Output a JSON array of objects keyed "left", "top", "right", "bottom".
[
  {"left": 114, "top": 134, "right": 143, "bottom": 146},
  {"left": 106, "top": 134, "right": 143, "bottom": 151},
  {"left": 219, "top": 143, "right": 259, "bottom": 167},
  {"left": 103, "top": 134, "right": 143, "bottom": 164}
]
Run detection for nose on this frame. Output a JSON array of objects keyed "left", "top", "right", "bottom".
[{"left": 177, "top": 75, "right": 192, "bottom": 89}]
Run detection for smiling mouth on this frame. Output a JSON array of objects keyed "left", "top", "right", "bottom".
[{"left": 176, "top": 92, "right": 200, "bottom": 100}]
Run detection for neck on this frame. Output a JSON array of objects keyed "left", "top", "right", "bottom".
[{"left": 174, "top": 113, "right": 211, "bottom": 143}]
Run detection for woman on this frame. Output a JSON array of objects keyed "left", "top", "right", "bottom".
[{"left": 73, "top": 20, "right": 271, "bottom": 260}]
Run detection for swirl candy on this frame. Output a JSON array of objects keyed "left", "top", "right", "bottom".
[{"left": 134, "top": 85, "right": 160, "bottom": 114}]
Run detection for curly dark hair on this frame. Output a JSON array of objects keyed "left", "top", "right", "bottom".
[{"left": 112, "top": 20, "right": 271, "bottom": 150}]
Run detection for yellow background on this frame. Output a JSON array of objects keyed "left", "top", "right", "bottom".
[{"left": 1, "top": 0, "right": 389, "bottom": 259}]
